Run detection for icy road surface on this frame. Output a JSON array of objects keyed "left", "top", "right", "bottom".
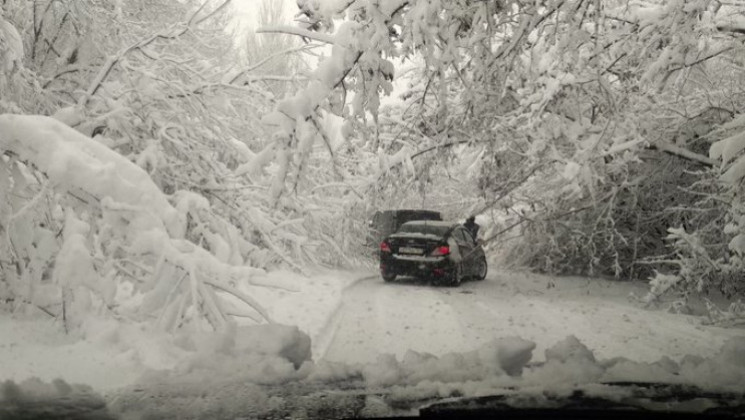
[{"left": 321, "top": 271, "right": 739, "bottom": 364}]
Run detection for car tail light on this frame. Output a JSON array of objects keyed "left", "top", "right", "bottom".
[
  {"left": 431, "top": 245, "right": 450, "bottom": 256},
  {"left": 380, "top": 241, "right": 391, "bottom": 253}
]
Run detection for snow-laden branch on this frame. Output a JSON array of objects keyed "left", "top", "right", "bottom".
[
  {"left": 77, "top": 0, "right": 232, "bottom": 106},
  {"left": 651, "top": 142, "right": 717, "bottom": 167},
  {"left": 717, "top": 24, "right": 745, "bottom": 35},
  {"left": 192, "top": 0, "right": 233, "bottom": 26},
  {"left": 258, "top": 2, "right": 411, "bottom": 201},
  {"left": 0, "top": 114, "right": 185, "bottom": 237},
  {"left": 0, "top": 114, "right": 278, "bottom": 329},
  {"left": 204, "top": 279, "right": 273, "bottom": 323},
  {"left": 256, "top": 25, "right": 336, "bottom": 44},
  {"left": 227, "top": 44, "right": 318, "bottom": 85}
]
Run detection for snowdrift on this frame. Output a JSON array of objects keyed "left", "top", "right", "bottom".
[{"left": 4, "top": 332, "right": 744, "bottom": 419}]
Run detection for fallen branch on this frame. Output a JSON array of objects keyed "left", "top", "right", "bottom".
[{"left": 204, "top": 279, "right": 273, "bottom": 323}]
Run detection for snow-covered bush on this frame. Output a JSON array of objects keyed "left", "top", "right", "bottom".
[
  {"left": 638, "top": 115, "right": 745, "bottom": 314},
  {"left": 0, "top": 0, "right": 369, "bottom": 334},
  {"left": 0, "top": 115, "right": 277, "bottom": 329}
]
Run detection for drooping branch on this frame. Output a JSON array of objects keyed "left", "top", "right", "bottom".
[
  {"left": 664, "top": 47, "right": 735, "bottom": 77},
  {"left": 256, "top": 25, "right": 336, "bottom": 44},
  {"left": 717, "top": 24, "right": 745, "bottom": 35},
  {"left": 228, "top": 44, "right": 318, "bottom": 85},
  {"left": 203, "top": 279, "right": 273, "bottom": 323},
  {"left": 650, "top": 142, "right": 717, "bottom": 167},
  {"left": 77, "top": 0, "right": 233, "bottom": 106}
]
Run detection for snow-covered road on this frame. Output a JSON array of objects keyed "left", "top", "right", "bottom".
[
  {"left": 321, "top": 271, "right": 739, "bottom": 364},
  {"left": 4, "top": 269, "right": 744, "bottom": 419}
]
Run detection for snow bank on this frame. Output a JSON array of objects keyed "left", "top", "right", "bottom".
[
  {"left": 0, "top": 378, "right": 111, "bottom": 419},
  {"left": 3, "top": 267, "right": 743, "bottom": 416},
  {"left": 233, "top": 324, "right": 312, "bottom": 369},
  {"left": 306, "top": 334, "right": 745, "bottom": 404},
  {"left": 367, "top": 337, "right": 535, "bottom": 386},
  {"left": 5, "top": 319, "right": 743, "bottom": 418},
  {"left": 0, "top": 270, "right": 362, "bottom": 391},
  {"left": 149, "top": 324, "right": 313, "bottom": 387}
]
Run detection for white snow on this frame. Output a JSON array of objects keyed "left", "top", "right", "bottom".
[
  {"left": 1, "top": 269, "right": 744, "bottom": 416},
  {"left": 0, "top": 15, "right": 24, "bottom": 72},
  {"left": 322, "top": 270, "right": 743, "bottom": 368},
  {"left": 0, "top": 114, "right": 185, "bottom": 238},
  {"left": 0, "top": 270, "right": 364, "bottom": 390},
  {"left": 402, "top": 220, "right": 453, "bottom": 227}
]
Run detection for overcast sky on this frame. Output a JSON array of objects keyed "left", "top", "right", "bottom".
[{"left": 232, "top": 0, "right": 296, "bottom": 29}]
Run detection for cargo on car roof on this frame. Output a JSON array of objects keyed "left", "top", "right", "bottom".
[{"left": 367, "top": 209, "right": 442, "bottom": 247}]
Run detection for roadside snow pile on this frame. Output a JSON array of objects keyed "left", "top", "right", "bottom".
[
  {"left": 5, "top": 327, "right": 743, "bottom": 419},
  {"left": 302, "top": 334, "right": 745, "bottom": 405},
  {"left": 0, "top": 270, "right": 361, "bottom": 392},
  {"left": 377, "top": 335, "right": 745, "bottom": 404},
  {"left": 135, "top": 324, "right": 313, "bottom": 389},
  {"left": 528, "top": 335, "right": 745, "bottom": 392},
  {"left": 170, "top": 331, "right": 743, "bottom": 398},
  {"left": 102, "top": 333, "right": 745, "bottom": 419},
  {"left": 0, "top": 378, "right": 112, "bottom": 419},
  {"left": 311, "top": 337, "right": 535, "bottom": 387}
]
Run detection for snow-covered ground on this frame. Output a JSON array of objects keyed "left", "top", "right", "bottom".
[
  {"left": 323, "top": 271, "right": 742, "bottom": 364},
  {"left": 0, "top": 269, "right": 366, "bottom": 391},
  {"left": 1, "top": 269, "right": 744, "bottom": 418}
]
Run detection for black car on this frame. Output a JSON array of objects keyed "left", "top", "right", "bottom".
[
  {"left": 379, "top": 220, "right": 487, "bottom": 286},
  {"left": 367, "top": 209, "right": 442, "bottom": 248}
]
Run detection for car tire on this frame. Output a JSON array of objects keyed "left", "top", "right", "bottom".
[
  {"left": 382, "top": 272, "right": 396, "bottom": 282},
  {"left": 447, "top": 264, "right": 462, "bottom": 287},
  {"left": 475, "top": 256, "right": 487, "bottom": 281}
]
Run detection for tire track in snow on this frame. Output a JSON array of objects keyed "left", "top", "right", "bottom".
[
  {"left": 319, "top": 270, "right": 742, "bottom": 365},
  {"left": 321, "top": 277, "right": 467, "bottom": 363},
  {"left": 312, "top": 273, "right": 378, "bottom": 361},
  {"left": 443, "top": 272, "right": 740, "bottom": 362}
]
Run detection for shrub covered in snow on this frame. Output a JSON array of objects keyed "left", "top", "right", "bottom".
[{"left": 0, "top": 0, "right": 369, "bottom": 335}]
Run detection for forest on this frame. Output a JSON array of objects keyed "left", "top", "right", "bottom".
[{"left": 1, "top": 0, "right": 745, "bottom": 331}]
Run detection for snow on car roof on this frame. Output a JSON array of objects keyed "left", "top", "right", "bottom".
[{"left": 401, "top": 220, "right": 454, "bottom": 226}]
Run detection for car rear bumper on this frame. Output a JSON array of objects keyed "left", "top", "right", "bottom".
[{"left": 380, "top": 255, "right": 453, "bottom": 278}]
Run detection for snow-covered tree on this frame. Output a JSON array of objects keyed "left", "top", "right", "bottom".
[
  {"left": 0, "top": 0, "right": 322, "bottom": 332},
  {"left": 255, "top": 0, "right": 745, "bottom": 308}
]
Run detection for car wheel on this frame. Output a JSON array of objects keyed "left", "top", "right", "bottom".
[
  {"left": 475, "top": 256, "right": 487, "bottom": 280},
  {"left": 382, "top": 272, "right": 396, "bottom": 282},
  {"left": 447, "top": 264, "right": 462, "bottom": 287}
]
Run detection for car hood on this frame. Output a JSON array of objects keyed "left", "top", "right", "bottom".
[{"left": 419, "top": 382, "right": 745, "bottom": 419}]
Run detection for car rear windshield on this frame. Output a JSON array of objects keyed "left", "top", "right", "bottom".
[
  {"left": 397, "top": 211, "right": 441, "bottom": 224},
  {"left": 397, "top": 223, "right": 450, "bottom": 237}
]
